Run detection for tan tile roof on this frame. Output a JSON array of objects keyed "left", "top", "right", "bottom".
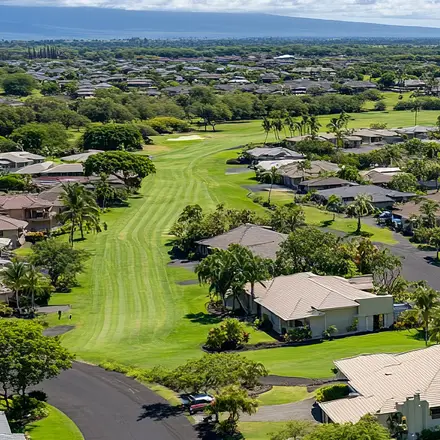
[
  {"left": 196, "top": 224, "right": 287, "bottom": 259},
  {"left": 249, "top": 273, "right": 378, "bottom": 321},
  {"left": 0, "top": 195, "right": 52, "bottom": 210},
  {"left": 320, "top": 346, "right": 440, "bottom": 423},
  {"left": 0, "top": 215, "right": 27, "bottom": 231}
]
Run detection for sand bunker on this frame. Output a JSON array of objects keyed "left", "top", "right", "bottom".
[{"left": 168, "top": 135, "right": 206, "bottom": 141}]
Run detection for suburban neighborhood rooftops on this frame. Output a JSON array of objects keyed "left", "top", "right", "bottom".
[
  {"left": 315, "top": 185, "right": 415, "bottom": 202},
  {"left": 248, "top": 272, "right": 385, "bottom": 321},
  {"left": 246, "top": 147, "right": 304, "bottom": 160},
  {"left": 196, "top": 224, "right": 287, "bottom": 259},
  {"left": 320, "top": 346, "right": 440, "bottom": 424}
]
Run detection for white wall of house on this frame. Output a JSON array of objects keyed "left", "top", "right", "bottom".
[
  {"left": 320, "top": 307, "right": 358, "bottom": 335},
  {"left": 261, "top": 306, "right": 282, "bottom": 334}
]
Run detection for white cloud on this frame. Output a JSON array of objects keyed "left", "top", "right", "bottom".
[{"left": 3, "top": 0, "right": 440, "bottom": 27}]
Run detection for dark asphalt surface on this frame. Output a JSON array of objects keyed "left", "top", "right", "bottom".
[{"left": 40, "top": 362, "right": 198, "bottom": 440}]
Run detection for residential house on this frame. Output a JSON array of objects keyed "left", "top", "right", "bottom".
[
  {"left": 13, "top": 161, "right": 54, "bottom": 176},
  {"left": 40, "top": 163, "right": 84, "bottom": 177},
  {"left": 351, "top": 129, "right": 384, "bottom": 144},
  {"left": 278, "top": 160, "right": 340, "bottom": 189},
  {"left": 298, "top": 177, "right": 357, "bottom": 193},
  {"left": 241, "top": 272, "right": 393, "bottom": 336},
  {"left": 245, "top": 147, "right": 304, "bottom": 163},
  {"left": 342, "top": 80, "right": 377, "bottom": 93},
  {"left": 0, "top": 152, "right": 45, "bottom": 171},
  {"left": 314, "top": 185, "right": 415, "bottom": 209},
  {"left": 360, "top": 167, "right": 401, "bottom": 187},
  {"left": 319, "top": 346, "right": 440, "bottom": 438},
  {"left": 319, "top": 133, "right": 362, "bottom": 149},
  {"left": 394, "top": 126, "right": 436, "bottom": 139},
  {"left": 0, "top": 195, "right": 56, "bottom": 231},
  {"left": 0, "top": 215, "right": 28, "bottom": 248},
  {"left": 255, "top": 159, "right": 299, "bottom": 172},
  {"left": 196, "top": 224, "right": 287, "bottom": 260}
]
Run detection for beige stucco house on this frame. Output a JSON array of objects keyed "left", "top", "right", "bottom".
[
  {"left": 241, "top": 272, "right": 393, "bottom": 336},
  {"left": 320, "top": 346, "right": 440, "bottom": 439},
  {"left": 0, "top": 215, "right": 28, "bottom": 248}
]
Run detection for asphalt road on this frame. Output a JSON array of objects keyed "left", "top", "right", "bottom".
[{"left": 40, "top": 362, "right": 198, "bottom": 440}]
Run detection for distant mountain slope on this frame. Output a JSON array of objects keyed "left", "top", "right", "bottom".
[{"left": 0, "top": 6, "right": 440, "bottom": 40}]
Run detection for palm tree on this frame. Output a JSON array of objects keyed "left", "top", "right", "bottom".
[
  {"left": 297, "top": 160, "right": 312, "bottom": 182},
  {"left": 347, "top": 194, "right": 375, "bottom": 234},
  {"left": 430, "top": 228, "right": 440, "bottom": 261},
  {"left": 264, "top": 166, "right": 278, "bottom": 205},
  {"left": 420, "top": 199, "right": 440, "bottom": 228},
  {"left": 59, "top": 182, "right": 101, "bottom": 245},
  {"left": 326, "top": 117, "right": 345, "bottom": 150},
  {"left": 326, "top": 194, "right": 342, "bottom": 221},
  {"left": 309, "top": 115, "right": 321, "bottom": 139},
  {"left": 410, "top": 93, "right": 422, "bottom": 126},
  {"left": 2, "top": 260, "right": 28, "bottom": 315},
  {"left": 382, "top": 145, "right": 403, "bottom": 167},
  {"left": 262, "top": 117, "right": 272, "bottom": 144},
  {"left": 430, "top": 312, "right": 440, "bottom": 344},
  {"left": 300, "top": 114, "right": 310, "bottom": 135},
  {"left": 23, "top": 265, "right": 50, "bottom": 312},
  {"left": 412, "top": 283, "right": 440, "bottom": 345}
]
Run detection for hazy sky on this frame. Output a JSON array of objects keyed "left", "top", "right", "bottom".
[{"left": 2, "top": 0, "right": 440, "bottom": 27}]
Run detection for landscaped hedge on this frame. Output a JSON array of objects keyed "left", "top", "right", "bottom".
[{"left": 316, "top": 384, "right": 350, "bottom": 402}]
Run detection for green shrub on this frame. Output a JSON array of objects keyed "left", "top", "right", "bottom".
[
  {"left": 420, "top": 428, "right": 440, "bottom": 440},
  {"left": 136, "top": 124, "right": 159, "bottom": 141},
  {"left": 322, "top": 325, "right": 338, "bottom": 340},
  {"left": 284, "top": 326, "right": 312, "bottom": 342},
  {"left": 28, "top": 390, "right": 48, "bottom": 402},
  {"left": 205, "top": 318, "right": 250, "bottom": 351},
  {"left": 346, "top": 318, "right": 358, "bottom": 332},
  {"left": 316, "top": 384, "right": 350, "bottom": 402},
  {"left": 412, "top": 227, "right": 433, "bottom": 244},
  {"left": 7, "top": 396, "right": 49, "bottom": 427},
  {"left": 147, "top": 117, "right": 190, "bottom": 134},
  {"left": 99, "top": 361, "right": 131, "bottom": 374}
]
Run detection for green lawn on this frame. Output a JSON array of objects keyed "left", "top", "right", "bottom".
[
  {"left": 243, "top": 331, "right": 423, "bottom": 378},
  {"left": 27, "top": 404, "right": 84, "bottom": 440},
  {"left": 46, "top": 114, "right": 425, "bottom": 372},
  {"left": 239, "top": 422, "right": 289, "bottom": 440},
  {"left": 257, "top": 386, "right": 312, "bottom": 406}
]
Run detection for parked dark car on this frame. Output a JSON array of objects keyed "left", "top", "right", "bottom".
[{"left": 180, "top": 393, "right": 214, "bottom": 414}]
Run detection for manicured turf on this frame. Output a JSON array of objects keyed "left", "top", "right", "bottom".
[
  {"left": 46, "top": 114, "right": 424, "bottom": 372},
  {"left": 27, "top": 404, "right": 84, "bottom": 440},
  {"left": 238, "top": 422, "right": 289, "bottom": 440},
  {"left": 257, "top": 386, "right": 312, "bottom": 406},
  {"left": 243, "top": 331, "right": 424, "bottom": 378}
]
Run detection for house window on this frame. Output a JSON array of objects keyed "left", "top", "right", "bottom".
[
  {"left": 431, "top": 408, "right": 440, "bottom": 419},
  {"left": 0, "top": 231, "right": 3, "bottom": 238}
]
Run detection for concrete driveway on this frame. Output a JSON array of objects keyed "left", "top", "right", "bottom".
[{"left": 40, "top": 362, "right": 197, "bottom": 440}]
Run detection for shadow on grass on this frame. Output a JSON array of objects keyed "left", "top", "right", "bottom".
[
  {"left": 405, "top": 329, "right": 425, "bottom": 341},
  {"left": 320, "top": 219, "right": 334, "bottom": 228},
  {"left": 195, "top": 422, "right": 243, "bottom": 440},
  {"left": 185, "top": 312, "right": 222, "bottom": 325},
  {"left": 137, "top": 403, "right": 184, "bottom": 422},
  {"left": 347, "top": 230, "right": 374, "bottom": 238}
]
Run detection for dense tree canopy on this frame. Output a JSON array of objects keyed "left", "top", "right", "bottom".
[
  {"left": 0, "top": 320, "right": 74, "bottom": 408},
  {"left": 2, "top": 73, "right": 37, "bottom": 96},
  {"left": 81, "top": 124, "right": 143, "bottom": 151},
  {"left": 84, "top": 150, "right": 156, "bottom": 190}
]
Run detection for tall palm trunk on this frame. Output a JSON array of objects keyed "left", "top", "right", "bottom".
[
  {"left": 70, "top": 221, "right": 75, "bottom": 246},
  {"left": 80, "top": 222, "right": 84, "bottom": 240},
  {"left": 268, "top": 179, "right": 273, "bottom": 205},
  {"left": 357, "top": 215, "right": 361, "bottom": 233},
  {"left": 15, "top": 289, "right": 20, "bottom": 315}
]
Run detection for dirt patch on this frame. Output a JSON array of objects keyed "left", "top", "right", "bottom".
[
  {"left": 43, "top": 325, "right": 75, "bottom": 337},
  {"left": 168, "top": 135, "right": 206, "bottom": 142}
]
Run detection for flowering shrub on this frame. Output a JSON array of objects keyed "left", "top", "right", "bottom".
[{"left": 206, "top": 318, "right": 250, "bottom": 351}]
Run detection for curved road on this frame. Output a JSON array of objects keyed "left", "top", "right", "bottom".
[{"left": 40, "top": 362, "right": 197, "bottom": 440}]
